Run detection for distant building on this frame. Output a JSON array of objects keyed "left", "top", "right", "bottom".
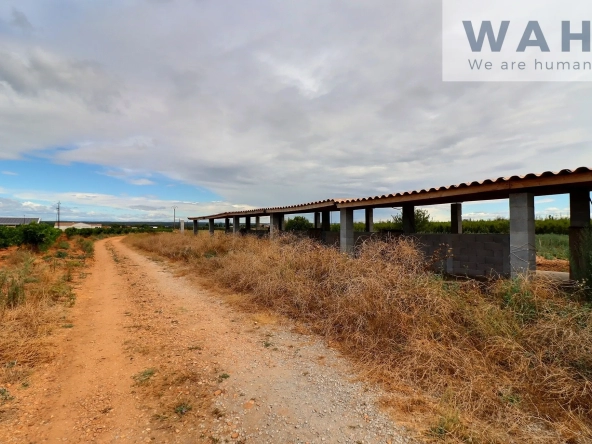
[
  {"left": 0, "top": 217, "right": 41, "bottom": 227},
  {"left": 55, "top": 222, "right": 102, "bottom": 231}
]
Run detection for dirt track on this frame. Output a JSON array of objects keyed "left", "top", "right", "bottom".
[{"left": 1, "top": 238, "right": 411, "bottom": 444}]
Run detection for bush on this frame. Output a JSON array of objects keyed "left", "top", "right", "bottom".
[{"left": 77, "top": 238, "right": 95, "bottom": 257}]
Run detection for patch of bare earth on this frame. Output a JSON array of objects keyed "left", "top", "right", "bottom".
[
  {"left": 1, "top": 237, "right": 411, "bottom": 444},
  {"left": 536, "top": 256, "right": 570, "bottom": 272}
]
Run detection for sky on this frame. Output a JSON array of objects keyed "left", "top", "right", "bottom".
[{"left": 0, "top": 1, "right": 589, "bottom": 223}]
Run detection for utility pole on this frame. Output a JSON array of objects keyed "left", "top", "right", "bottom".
[
  {"left": 57, "top": 202, "right": 61, "bottom": 229},
  {"left": 172, "top": 206, "right": 178, "bottom": 230}
]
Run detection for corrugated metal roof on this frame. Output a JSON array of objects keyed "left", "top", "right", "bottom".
[
  {"left": 0, "top": 217, "right": 41, "bottom": 225},
  {"left": 188, "top": 167, "right": 592, "bottom": 220}
]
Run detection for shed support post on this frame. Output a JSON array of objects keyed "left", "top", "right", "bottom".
[
  {"left": 180, "top": 220, "right": 185, "bottom": 233},
  {"left": 402, "top": 205, "right": 415, "bottom": 234},
  {"left": 569, "top": 191, "right": 591, "bottom": 281},
  {"left": 314, "top": 212, "right": 321, "bottom": 229},
  {"left": 245, "top": 217, "right": 251, "bottom": 231},
  {"left": 340, "top": 208, "right": 354, "bottom": 254},
  {"left": 233, "top": 216, "right": 240, "bottom": 234},
  {"left": 193, "top": 220, "right": 198, "bottom": 235},
  {"left": 509, "top": 193, "right": 536, "bottom": 278},
  {"left": 225, "top": 218, "right": 230, "bottom": 233},
  {"left": 270, "top": 213, "right": 284, "bottom": 237},
  {"left": 364, "top": 208, "right": 374, "bottom": 233},
  {"left": 256, "top": 216, "right": 260, "bottom": 229},
  {"left": 208, "top": 219, "right": 215, "bottom": 236},
  {"left": 451, "top": 203, "right": 463, "bottom": 234},
  {"left": 321, "top": 211, "right": 331, "bottom": 231}
]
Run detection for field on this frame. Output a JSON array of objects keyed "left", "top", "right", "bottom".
[{"left": 127, "top": 232, "right": 592, "bottom": 443}]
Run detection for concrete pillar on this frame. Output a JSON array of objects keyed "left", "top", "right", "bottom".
[
  {"left": 193, "top": 220, "right": 198, "bottom": 235},
  {"left": 179, "top": 220, "right": 185, "bottom": 233},
  {"left": 569, "top": 191, "right": 591, "bottom": 281},
  {"left": 245, "top": 217, "right": 251, "bottom": 231},
  {"left": 509, "top": 193, "right": 536, "bottom": 278},
  {"left": 225, "top": 218, "right": 230, "bottom": 233},
  {"left": 340, "top": 208, "right": 354, "bottom": 254},
  {"left": 402, "top": 205, "right": 415, "bottom": 234},
  {"left": 256, "top": 216, "right": 260, "bottom": 229},
  {"left": 364, "top": 208, "right": 374, "bottom": 232},
  {"left": 451, "top": 203, "right": 463, "bottom": 234},
  {"left": 270, "top": 213, "right": 284, "bottom": 237},
  {"left": 233, "top": 216, "right": 240, "bottom": 234},
  {"left": 321, "top": 211, "right": 331, "bottom": 231},
  {"left": 208, "top": 219, "right": 215, "bottom": 236},
  {"left": 314, "top": 212, "right": 321, "bottom": 229}
]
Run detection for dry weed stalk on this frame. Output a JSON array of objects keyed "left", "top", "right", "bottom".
[{"left": 126, "top": 232, "right": 592, "bottom": 443}]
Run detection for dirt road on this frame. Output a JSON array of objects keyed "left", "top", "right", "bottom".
[{"left": 1, "top": 238, "right": 411, "bottom": 444}]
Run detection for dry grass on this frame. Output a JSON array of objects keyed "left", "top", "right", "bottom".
[
  {"left": 0, "top": 240, "right": 88, "bottom": 388},
  {"left": 126, "top": 232, "right": 592, "bottom": 443}
]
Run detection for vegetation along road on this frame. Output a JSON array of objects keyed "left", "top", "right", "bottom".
[{"left": 0, "top": 237, "right": 411, "bottom": 444}]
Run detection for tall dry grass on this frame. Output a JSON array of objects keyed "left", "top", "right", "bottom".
[
  {"left": 0, "top": 245, "right": 84, "bottom": 390},
  {"left": 126, "top": 232, "right": 592, "bottom": 443}
]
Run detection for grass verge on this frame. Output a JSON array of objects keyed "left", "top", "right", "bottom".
[{"left": 0, "top": 238, "right": 91, "bottom": 397}]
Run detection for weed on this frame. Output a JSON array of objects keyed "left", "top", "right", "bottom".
[
  {"left": 77, "top": 238, "right": 94, "bottom": 258},
  {"left": 0, "top": 388, "right": 13, "bottom": 403},
  {"left": 429, "top": 412, "right": 464, "bottom": 439},
  {"left": 174, "top": 402, "right": 192, "bottom": 415},
  {"left": 61, "top": 324, "right": 74, "bottom": 328},
  {"left": 188, "top": 345, "right": 202, "bottom": 351},
  {"left": 55, "top": 250, "right": 68, "bottom": 259},
  {"left": 499, "top": 390, "right": 521, "bottom": 406},
  {"left": 263, "top": 341, "right": 272, "bottom": 348},
  {"left": 58, "top": 241, "right": 70, "bottom": 250},
  {"left": 0, "top": 273, "right": 25, "bottom": 308},
  {"left": 218, "top": 373, "right": 230, "bottom": 382},
  {"left": 133, "top": 368, "right": 156, "bottom": 384}
]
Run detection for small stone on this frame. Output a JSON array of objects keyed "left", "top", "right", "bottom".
[
  {"left": 231, "top": 432, "right": 239, "bottom": 439},
  {"left": 214, "top": 390, "right": 222, "bottom": 396},
  {"left": 243, "top": 400, "right": 255, "bottom": 409}
]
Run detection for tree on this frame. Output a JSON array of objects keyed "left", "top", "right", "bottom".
[
  {"left": 21, "top": 224, "right": 60, "bottom": 251},
  {"left": 390, "top": 208, "right": 431, "bottom": 232},
  {"left": 284, "top": 216, "right": 313, "bottom": 231}
]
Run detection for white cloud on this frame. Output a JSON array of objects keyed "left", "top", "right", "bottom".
[
  {"left": 128, "top": 178, "right": 154, "bottom": 186},
  {"left": 1, "top": 171, "right": 18, "bottom": 175},
  {"left": 535, "top": 198, "right": 555, "bottom": 204},
  {"left": 0, "top": 189, "right": 257, "bottom": 221}
]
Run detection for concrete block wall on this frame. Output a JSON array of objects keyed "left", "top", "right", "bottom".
[
  {"left": 314, "top": 231, "right": 511, "bottom": 278},
  {"left": 415, "top": 234, "right": 510, "bottom": 278}
]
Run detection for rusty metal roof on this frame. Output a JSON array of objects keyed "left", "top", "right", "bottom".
[{"left": 188, "top": 167, "right": 592, "bottom": 220}]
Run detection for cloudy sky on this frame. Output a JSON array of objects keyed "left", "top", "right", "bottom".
[{"left": 0, "top": 0, "right": 589, "bottom": 223}]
